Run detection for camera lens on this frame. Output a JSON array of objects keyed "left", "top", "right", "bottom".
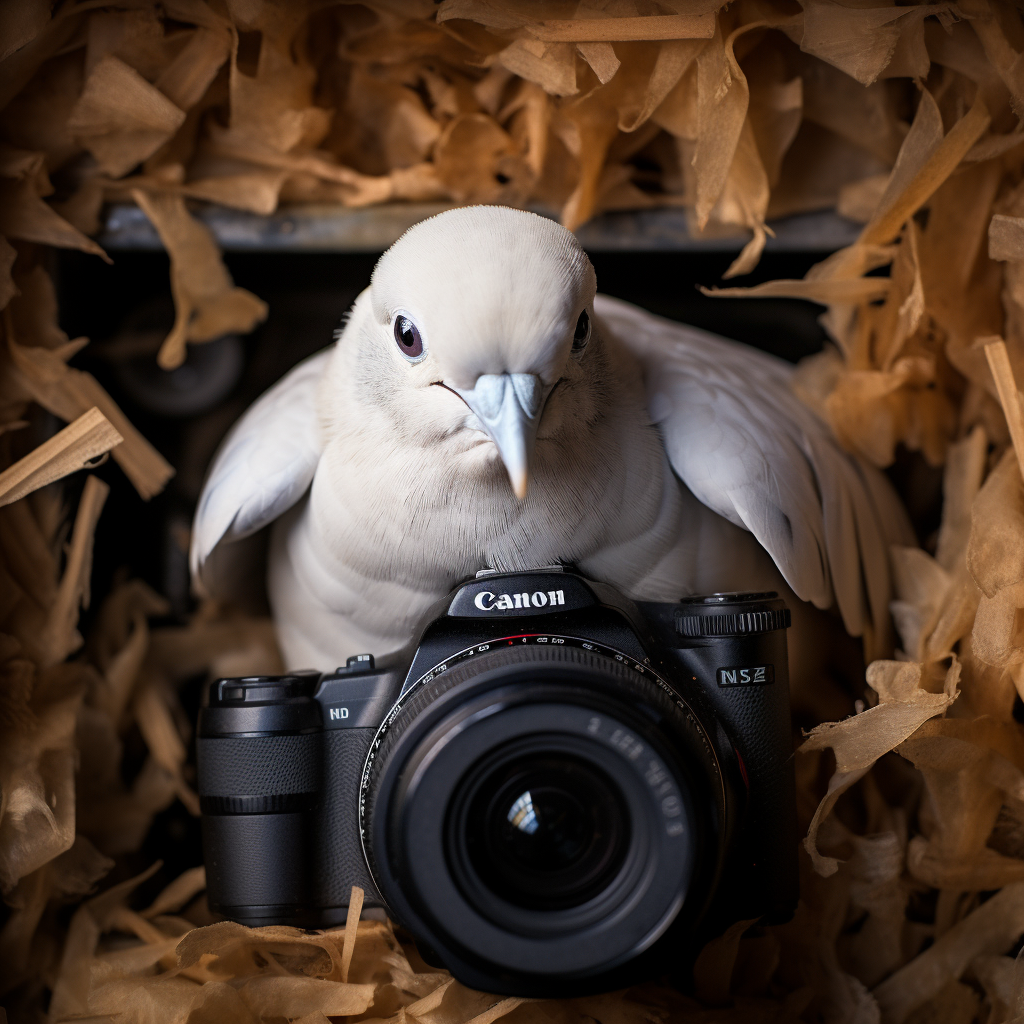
[
  {"left": 362, "top": 643, "right": 724, "bottom": 993},
  {"left": 463, "top": 752, "right": 629, "bottom": 910}
]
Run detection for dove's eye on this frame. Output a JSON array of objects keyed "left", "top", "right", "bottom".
[
  {"left": 572, "top": 310, "right": 591, "bottom": 352},
  {"left": 394, "top": 315, "right": 424, "bottom": 360}
]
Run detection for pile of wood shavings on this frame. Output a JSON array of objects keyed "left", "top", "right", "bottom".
[{"left": 9, "top": 1, "right": 1024, "bottom": 1022}]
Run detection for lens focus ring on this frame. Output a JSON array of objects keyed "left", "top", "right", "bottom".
[{"left": 197, "top": 733, "right": 320, "bottom": 812}]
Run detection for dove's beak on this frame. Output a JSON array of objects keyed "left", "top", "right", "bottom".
[{"left": 450, "top": 373, "right": 551, "bottom": 499}]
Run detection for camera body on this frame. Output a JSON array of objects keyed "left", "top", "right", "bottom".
[{"left": 197, "top": 568, "right": 798, "bottom": 996}]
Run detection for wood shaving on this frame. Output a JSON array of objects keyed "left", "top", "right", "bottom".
[{"left": 0, "top": 406, "right": 121, "bottom": 508}]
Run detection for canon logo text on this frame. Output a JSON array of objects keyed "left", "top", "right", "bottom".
[{"left": 473, "top": 589, "right": 566, "bottom": 612}]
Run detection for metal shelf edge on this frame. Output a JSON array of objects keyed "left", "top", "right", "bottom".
[{"left": 96, "top": 203, "right": 862, "bottom": 254}]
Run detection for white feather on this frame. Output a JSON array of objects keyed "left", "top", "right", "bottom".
[
  {"left": 594, "top": 294, "right": 914, "bottom": 649},
  {"left": 190, "top": 348, "right": 328, "bottom": 594}
]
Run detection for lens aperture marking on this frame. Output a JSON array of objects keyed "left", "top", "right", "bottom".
[
  {"left": 609, "top": 728, "right": 645, "bottom": 761},
  {"left": 579, "top": 711, "right": 689, "bottom": 840},
  {"left": 402, "top": 635, "right": 653, "bottom": 696}
]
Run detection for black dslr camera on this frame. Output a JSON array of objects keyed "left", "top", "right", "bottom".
[{"left": 197, "top": 569, "right": 797, "bottom": 996}]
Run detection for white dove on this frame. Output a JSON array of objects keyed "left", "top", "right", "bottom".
[{"left": 191, "top": 205, "right": 912, "bottom": 683}]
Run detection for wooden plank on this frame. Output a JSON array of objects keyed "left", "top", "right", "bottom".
[{"left": 6, "top": 330, "right": 174, "bottom": 500}]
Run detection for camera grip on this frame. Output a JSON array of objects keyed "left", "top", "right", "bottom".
[
  {"left": 197, "top": 733, "right": 321, "bottom": 920},
  {"left": 670, "top": 632, "right": 798, "bottom": 923},
  {"left": 198, "top": 734, "right": 320, "bottom": 804}
]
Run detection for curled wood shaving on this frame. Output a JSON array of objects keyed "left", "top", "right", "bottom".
[
  {"left": 985, "top": 339, "right": 1024, "bottom": 479},
  {"left": 38, "top": 472, "right": 108, "bottom": 668},
  {"left": 131, "top": 189, "right": 267, "bottom": 370}
]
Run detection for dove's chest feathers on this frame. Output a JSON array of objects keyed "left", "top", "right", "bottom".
[
  {"left": 285, "top": 343, "right": 684, "bottom": 639},
  {"left": 309, "top": 393, "right": 671, "bottom": 590},
  {"left": 279, "top": 406, "right": 770, "bottom": 668}
]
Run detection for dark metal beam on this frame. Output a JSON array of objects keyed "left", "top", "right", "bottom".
[{"left": 98, "top": 202, "right": 860, "bottom": 254}]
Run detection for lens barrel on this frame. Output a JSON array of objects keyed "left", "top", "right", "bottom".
[
  {"left": 361, "top": 643, "right": 724, "bottom": 994},
  {"left": 197, "top": 674, "right": 322, "bottom": 921}
]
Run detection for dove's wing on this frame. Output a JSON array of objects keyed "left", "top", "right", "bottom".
[
  {"left": 190, "top": 348, "right": 328, "bottom": 595},
  {"left": 595, "top": 294, "right": 913, "bottom": 650}
]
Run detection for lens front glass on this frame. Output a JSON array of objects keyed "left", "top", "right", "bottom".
[{"left": 463, "top": 752, "right": 630, "bottom": 911}]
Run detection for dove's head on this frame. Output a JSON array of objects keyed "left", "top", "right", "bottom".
[{"left": 363, "top": 206, "right": 602, "bottom": 499}]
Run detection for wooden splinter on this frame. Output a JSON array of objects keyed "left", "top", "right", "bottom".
[
  {"left": 0, "top": 406, "right": 123, "bottom": 508},
  {"left": 984, "top": 339, "right": 1024, "bottom": 480}
]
